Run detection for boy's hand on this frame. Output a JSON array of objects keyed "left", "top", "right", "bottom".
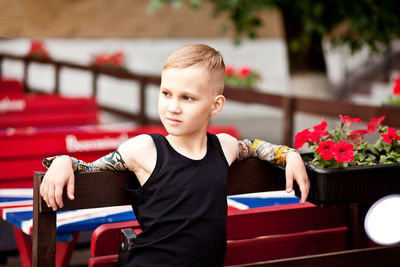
[
  {"left": 40, "top": 156, "right": 75, "bottom": 211},
  {"left": 285, "top": 151, "right": 310, "bottom": 204}
]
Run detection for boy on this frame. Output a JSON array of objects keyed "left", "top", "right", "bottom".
[{"left": 41, "top": 44, "right": 309, "bottom": 266}]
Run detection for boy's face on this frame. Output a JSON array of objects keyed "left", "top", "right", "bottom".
[{"left": 159, "top": 65, "right": 224, "bottom": 137}]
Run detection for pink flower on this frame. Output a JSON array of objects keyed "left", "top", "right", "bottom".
[
  {"left": 294, "top": 128, "right": 311, "bottom": 149},
  {"left": 381, "top": 127, "right": 400, "bottom": 144},
  {"left": 332, "top": 141, "right": 354, "bottom": 163},
  {"left": 366, "top": 115, "right": 386, "bottom": 134},
  {"left": 316, "top": 140, "right": 335, "bottom": 160},
  {"left": 225, "top": 65, "right": 234, "bottom": 76},
  {"left": 237, "top": 66, "right": 252, "bottom": 79},
  {"left": 310, "top": 119, "right": 329, "bottom": 142}
]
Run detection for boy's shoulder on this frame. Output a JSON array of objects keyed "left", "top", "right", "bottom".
[
  {"left": 216, "top": 133, "right": 238, "bottom": 165},
  {"left": 119, "top": 134, "right": 154, "bottom": 151},
  {"left": 118, "top": 134, "right": 156, "bottom": 167}
]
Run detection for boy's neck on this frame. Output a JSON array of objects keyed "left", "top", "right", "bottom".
[{"left": 166, "top": 131, "right": 208, "bottom": 160}]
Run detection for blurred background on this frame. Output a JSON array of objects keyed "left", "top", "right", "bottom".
[
  {"left": 1, "top": 0, "right": 399, "bottom": 143},
  {"left": 1, "top": 0, "right": 400, "bottom": 266}
]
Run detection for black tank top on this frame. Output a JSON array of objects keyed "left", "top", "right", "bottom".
[{"left": 125, "top": 132, "right": 229, "bottom": 267}]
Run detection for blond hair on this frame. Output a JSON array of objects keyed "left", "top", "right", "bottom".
[{"left": 163, "top": 44, "right": 225, "bottom": 93}]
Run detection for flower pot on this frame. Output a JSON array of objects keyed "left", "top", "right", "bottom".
[{"left": 295, "top": 162, "right": 400, "bottom": 207}]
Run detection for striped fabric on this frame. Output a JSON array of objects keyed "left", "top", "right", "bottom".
[{"left": 0, "top": 188, "right": 299, "bottom": 242}]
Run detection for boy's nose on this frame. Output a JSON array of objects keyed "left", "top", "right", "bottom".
[{"left": 167, "top": 99, "right": 181, "bottom": 113}]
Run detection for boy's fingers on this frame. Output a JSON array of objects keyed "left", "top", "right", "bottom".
[
  {"left": 41, "top": 183, "right": 49, "bottom": 206},
  {"left": 285, "top": 175, "right": 293, "bottom": 193},
  {"left": 285, "top": 168, "right": 293, "bottom": 193},
  {"left": 299, "top": 177, "right": 310, "bottom": 204},
  {"left": 67, "top": 176, "right": 75, "bottom": 200},
  {"left": 55, "top": 186, "right": 64, "bottom": 208},
  {"left": 47, "top": 186, "right": 57, "bottom": 211}
]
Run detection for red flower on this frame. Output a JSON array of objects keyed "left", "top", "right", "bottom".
[
  {"left": 310, "top": 119, "right": 329, "bottom": 142},
  {"left": 93, "top": 51, "right": 124, "bottom": 68},
  {"left": 332, "top": 141, "right": 354, "bottom": 163},
  {"left": 393, "top": 73, "right": 400, "bottom": 96},
  {"left": 349, "top": 129, "right": 367, "bottom": 142},
  {"left": 339, "top": 115, "right": 361, "bottom": 124},
  {"left": 225, "top": 65, "right": 234, "bottom": 76},
  {"left": 94, "top": 54, "right": 107, "bottom": 65},
  {"left": 316, "top": 140, "right": 335, "bottom": 160},
  {"left": 366, "top": 115, "right": 386, "bottom": 134},
  {"left": 28, "top": 40, "right": 49, "bottom": 60},
  {"left": 294, "top": 128, "right": 311, "bottom": 149},
  {"left": 339, "top": 115, "right": 361, "bottom": 130},
  {"left": 110, "top": 51, "right": 124, "bottom": 67},
  {"left": 381, "top": 127, "right": 400, "bottom": 144},
  {"left": 237, "top": 66, "right": 252, "bottom": 79}
]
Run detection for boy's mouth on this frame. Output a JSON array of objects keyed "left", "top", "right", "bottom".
[{"left": 166, "top": 117, "right": 182, "bottom": 123}]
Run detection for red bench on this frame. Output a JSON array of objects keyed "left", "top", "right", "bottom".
[
  {"left": 0, "top": 94, "right": 99, "bottom": 129},
  {"left": 0, "top": 125, "right": 239, "bottom": 188},
  {"left": 1, "top": 78, "right": 99, "bottom": 128},
  {"left": 88, "top": 203, "right": 347, "bottom": 266},
  {"left": 0, "top": 78, "right": 24, "bottom": 98}
]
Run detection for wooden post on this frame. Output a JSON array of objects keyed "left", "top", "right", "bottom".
[
  {"left": 347, "top": 203, "right": 371, "bottom": 250},
  {"left": 139, "top": 77, "right": 147, "bottom": 125},
  {"left": 282, "top": 96, "right": 295, "bottom": 146},
  {"left": 54, "top": 63, "right": 60, "bottom": 94},
  {"left": 23, "top": 58, "right": 30, "bottom": 93},
  {"left": 0, "top": 55, "right": 3, "bottom": 77},
  {"left": 92, "top": 69, "right": 98, "bottom": 96},
  {"left": 32, "top": 172, "right": 56, "bottom": 267}
]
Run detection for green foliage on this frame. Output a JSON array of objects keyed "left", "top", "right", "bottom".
[
  {"left": 149, "top": 0, "right": 400, "bottom": 54},
  {"left": 225, "top": 72, "right": 259, "bottom": 88},
  {"left": 385, "top": 95, "right": 400, "bottom": 107}
]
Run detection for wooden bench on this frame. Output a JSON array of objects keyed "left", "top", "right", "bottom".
[{"left": 33, "top": 160, "right": 400, "bottom": 267}]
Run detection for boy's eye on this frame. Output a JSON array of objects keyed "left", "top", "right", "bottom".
[
  {"left": 162, "top": 91, "right": 170, "bottom": 97},
  {"left": 183, "top": 96, "right": 194, "bottom": 101}
]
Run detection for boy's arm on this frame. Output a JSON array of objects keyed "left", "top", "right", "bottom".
[
  {"left": 237, "top": 139, "right": 295, "bottom": 168},
  {"left": 42, "top": 150, "right": 128, "bottom": 172},
  {"left": 40, "top": 151, "right": 128, "bottom": 211},
  {"left": 237, "top": 139, "right": 310, "bottom": 204}
]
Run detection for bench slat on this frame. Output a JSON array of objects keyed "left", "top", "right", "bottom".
[
  {"left": 224, "top": 226, "right": 347, "bottom": 266},
  {"left": 227, "top": 204, "right": 346, "bottom": 240}
]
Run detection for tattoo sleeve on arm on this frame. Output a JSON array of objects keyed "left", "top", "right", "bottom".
[
  {"left": 237, "top": 139, "right": 296, "bottom": 168},
  {"left": 42, "top": 150, "right": 128, "bottom": 172}
]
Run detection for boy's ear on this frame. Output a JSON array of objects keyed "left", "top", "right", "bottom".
[{"left": 211, "top": 95, "right": 226, "bottom": 116}]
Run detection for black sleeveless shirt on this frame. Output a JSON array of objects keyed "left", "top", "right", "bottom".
[{"left": 125, "top": 132, "right": 229, "bottom": 267}]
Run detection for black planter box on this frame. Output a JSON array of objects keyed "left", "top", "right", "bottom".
[{"left": 295, "top": 161, "right": 400, "bottom": 207}]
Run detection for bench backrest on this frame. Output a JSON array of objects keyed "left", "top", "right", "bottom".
[{"left": 32, "top": 159, "right": 285, "bottom": 267}]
